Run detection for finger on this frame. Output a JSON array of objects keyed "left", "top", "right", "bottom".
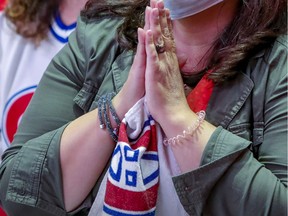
[
  {"left": 130, "top": 28, "right": 146, "bottom": 75},
  {"left": 165, "top": 9, "right": 174, "bottom": 40},
  {"left": 150, "top": 0, "right": 157, "bottom": 8},
  {"left": 166, "top": 10, "right": 176, "bottom": 52},
  {"left": 145, "top": 29, "right": 159, "bottom": 66},
  {"left": 150, "top": 8, "right": 164, "bottom": 49},
  {"left": 156, "top": 0, "right": 168, "bottom": 38},
  {"left": 155, "top": 1, "right": 173, "bottom": 45},
  {"left": 144, "top": 6, "right": 152, "bottom": 31},
  {"left": 135, "top": 28, "right": 147, "bottom": 77},
  {"left": 136, "top": 28, "right": 146, "bottom": 58}
]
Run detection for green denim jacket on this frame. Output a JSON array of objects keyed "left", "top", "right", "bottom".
[{"left": 0, "top": 15, "right": 287, "bottom": 216}]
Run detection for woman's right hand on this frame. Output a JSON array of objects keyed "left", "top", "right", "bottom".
[{"left": 112, "top": 6, "right": 154, "bottom": 119}]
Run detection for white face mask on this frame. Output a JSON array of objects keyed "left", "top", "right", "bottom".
[{"left": 164, "top": 0, "right": 224, "bottom": 20}]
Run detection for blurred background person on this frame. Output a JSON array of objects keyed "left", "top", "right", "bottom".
[
  {"left": 0, "top": 0, "right": 86, "bottom": 215},
  {"left": 0, "top": 0, "right": 5, "bottom": 10},
  {"left": 0, "top": 0, "right": 87, "bottom": 158}
]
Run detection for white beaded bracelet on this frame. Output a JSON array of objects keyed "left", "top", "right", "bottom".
[{"left": 163, "top": 110, "right": 206, "bottom": 146}]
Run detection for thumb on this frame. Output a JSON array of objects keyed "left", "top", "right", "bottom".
[
  {"left": 135, "top": 28, "right": 146, "bottom": 60},
  {"left": 129, "top": 28, "right": 146, "bottom": 80}
]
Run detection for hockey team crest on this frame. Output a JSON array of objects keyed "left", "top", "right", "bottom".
[
  {"left": 103, "top": 107, "right": 159, "bottom": 216},
  {"left": 2, "top": 86, "right": 36, "bottom": 147}
]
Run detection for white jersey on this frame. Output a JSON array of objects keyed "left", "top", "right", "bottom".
[{"left": 0, "top": 12, "right": 77, "bottom": 156}]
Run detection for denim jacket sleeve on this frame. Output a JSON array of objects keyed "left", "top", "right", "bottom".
[
  {"left": 172, "top": 36, "right": 288, "bottom": 216},
  {"left": 0, "top": 16, "right": 124, "bottom": 216}
]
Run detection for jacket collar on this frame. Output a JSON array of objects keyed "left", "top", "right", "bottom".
[{"left": 206, "top": 72, "right": 254, "bottom": 128}]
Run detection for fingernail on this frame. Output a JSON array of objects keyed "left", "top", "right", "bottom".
[
  {"left": 157, "top": 0, "right": 165, "bottom": 9},
  {"left": 152, "top": 8, "right": 159, "bottom": 18}
]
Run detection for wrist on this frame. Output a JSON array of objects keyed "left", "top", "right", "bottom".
[
  {"left": 112, "top": 84, "right": 144, "bottom": 120},
  {"left": 164, "top": 110, "right": 206, "bottom": 146},
  {"left": 162, "top": 110, "right": 216, "bottom": 172},
  {"left": 159, "top": 105, "right": 198, "bottom": 139},
  {"left": 112, "top": 91, "right": 129, "bottom": 121},
  {"left": 98, "top": 93, "right": 121, "bottom": 142}
]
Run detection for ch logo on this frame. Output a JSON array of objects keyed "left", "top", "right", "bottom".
[
  {"left": 109, "top": 144, "right": 159, "bottom": 191},
  {"left": 2, "top": 86, "right": 36, "bottom": 147}
]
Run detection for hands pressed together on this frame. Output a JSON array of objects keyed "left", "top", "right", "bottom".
[
  {"left": 114, "top": 0, "right": 192, "bottom": 133},
  {"left": 113, "top": 0, "right": 216, "bottom": 173}
]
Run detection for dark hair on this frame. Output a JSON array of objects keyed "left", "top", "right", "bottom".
[
  {"left": 210, "top": 0, "right": 287, "bottom": 83},
  {"left": 82, "top": 0, "right": 287, "bottom": 84},
  {"left": 82, "top": 0, "right": 148, "bottom": 50},
  {"left": 5, "top": 0, "right": 60, "bottom": 44}
]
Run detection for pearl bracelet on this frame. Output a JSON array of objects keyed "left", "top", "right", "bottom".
[{"left": 163, "top": 110, "right": 206, "bottom": 146}]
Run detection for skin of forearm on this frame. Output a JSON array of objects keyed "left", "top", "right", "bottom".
[
  {"left": 60, "top": 108, "right": 116, "bottom": 211},
  {"left": 60, "top": 89, "right": 133, "bottom": 211}
]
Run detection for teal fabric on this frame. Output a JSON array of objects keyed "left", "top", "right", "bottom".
[{"left": 0, "top": 15, "right": 287, "bottom": 216}]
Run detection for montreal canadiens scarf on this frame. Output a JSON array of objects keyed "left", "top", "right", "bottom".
[
  {"left": 89, "top": 74, "right": 214, "bottom": 216},
  {"left": 90, "top": 98, "right": 159, "bottom": 216}
]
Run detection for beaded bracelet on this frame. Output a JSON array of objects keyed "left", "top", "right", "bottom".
[
  {"left": 103, "top": 99, "right": 118, "bottom": 142},
  {"left": 163, "top": 110, "right": 206, "bottom": 146},
  {"left": 97, "top": 95, "right": 105, "bottom": 129},
  {"left": 97, "top": 93, "right": 121, "bottom": 142}
]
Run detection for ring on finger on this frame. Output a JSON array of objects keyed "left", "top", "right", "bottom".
[
  {"left": 155, "top": 36, "right": 165, "bottom": 53},
  {"left": 155, "top": 43, "right": 165, "bottom": 53},
  {"left": 163, "top": 27, "right": 170, "bottom": 38}
]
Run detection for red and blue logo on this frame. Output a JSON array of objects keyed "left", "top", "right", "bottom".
[
  {"left": 103, "top": 115, "right": 159, "bottom": 216},
  {"left": 1, "top": 86, "right": 36, "bottom": 147}
]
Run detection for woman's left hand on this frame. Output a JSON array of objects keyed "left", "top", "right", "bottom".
[
  {"left": 143, "top": 0, "right": 216, "bottom": 173},
  {"left": 144, "top": 1, "right": 191, "bottom": 126}
]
